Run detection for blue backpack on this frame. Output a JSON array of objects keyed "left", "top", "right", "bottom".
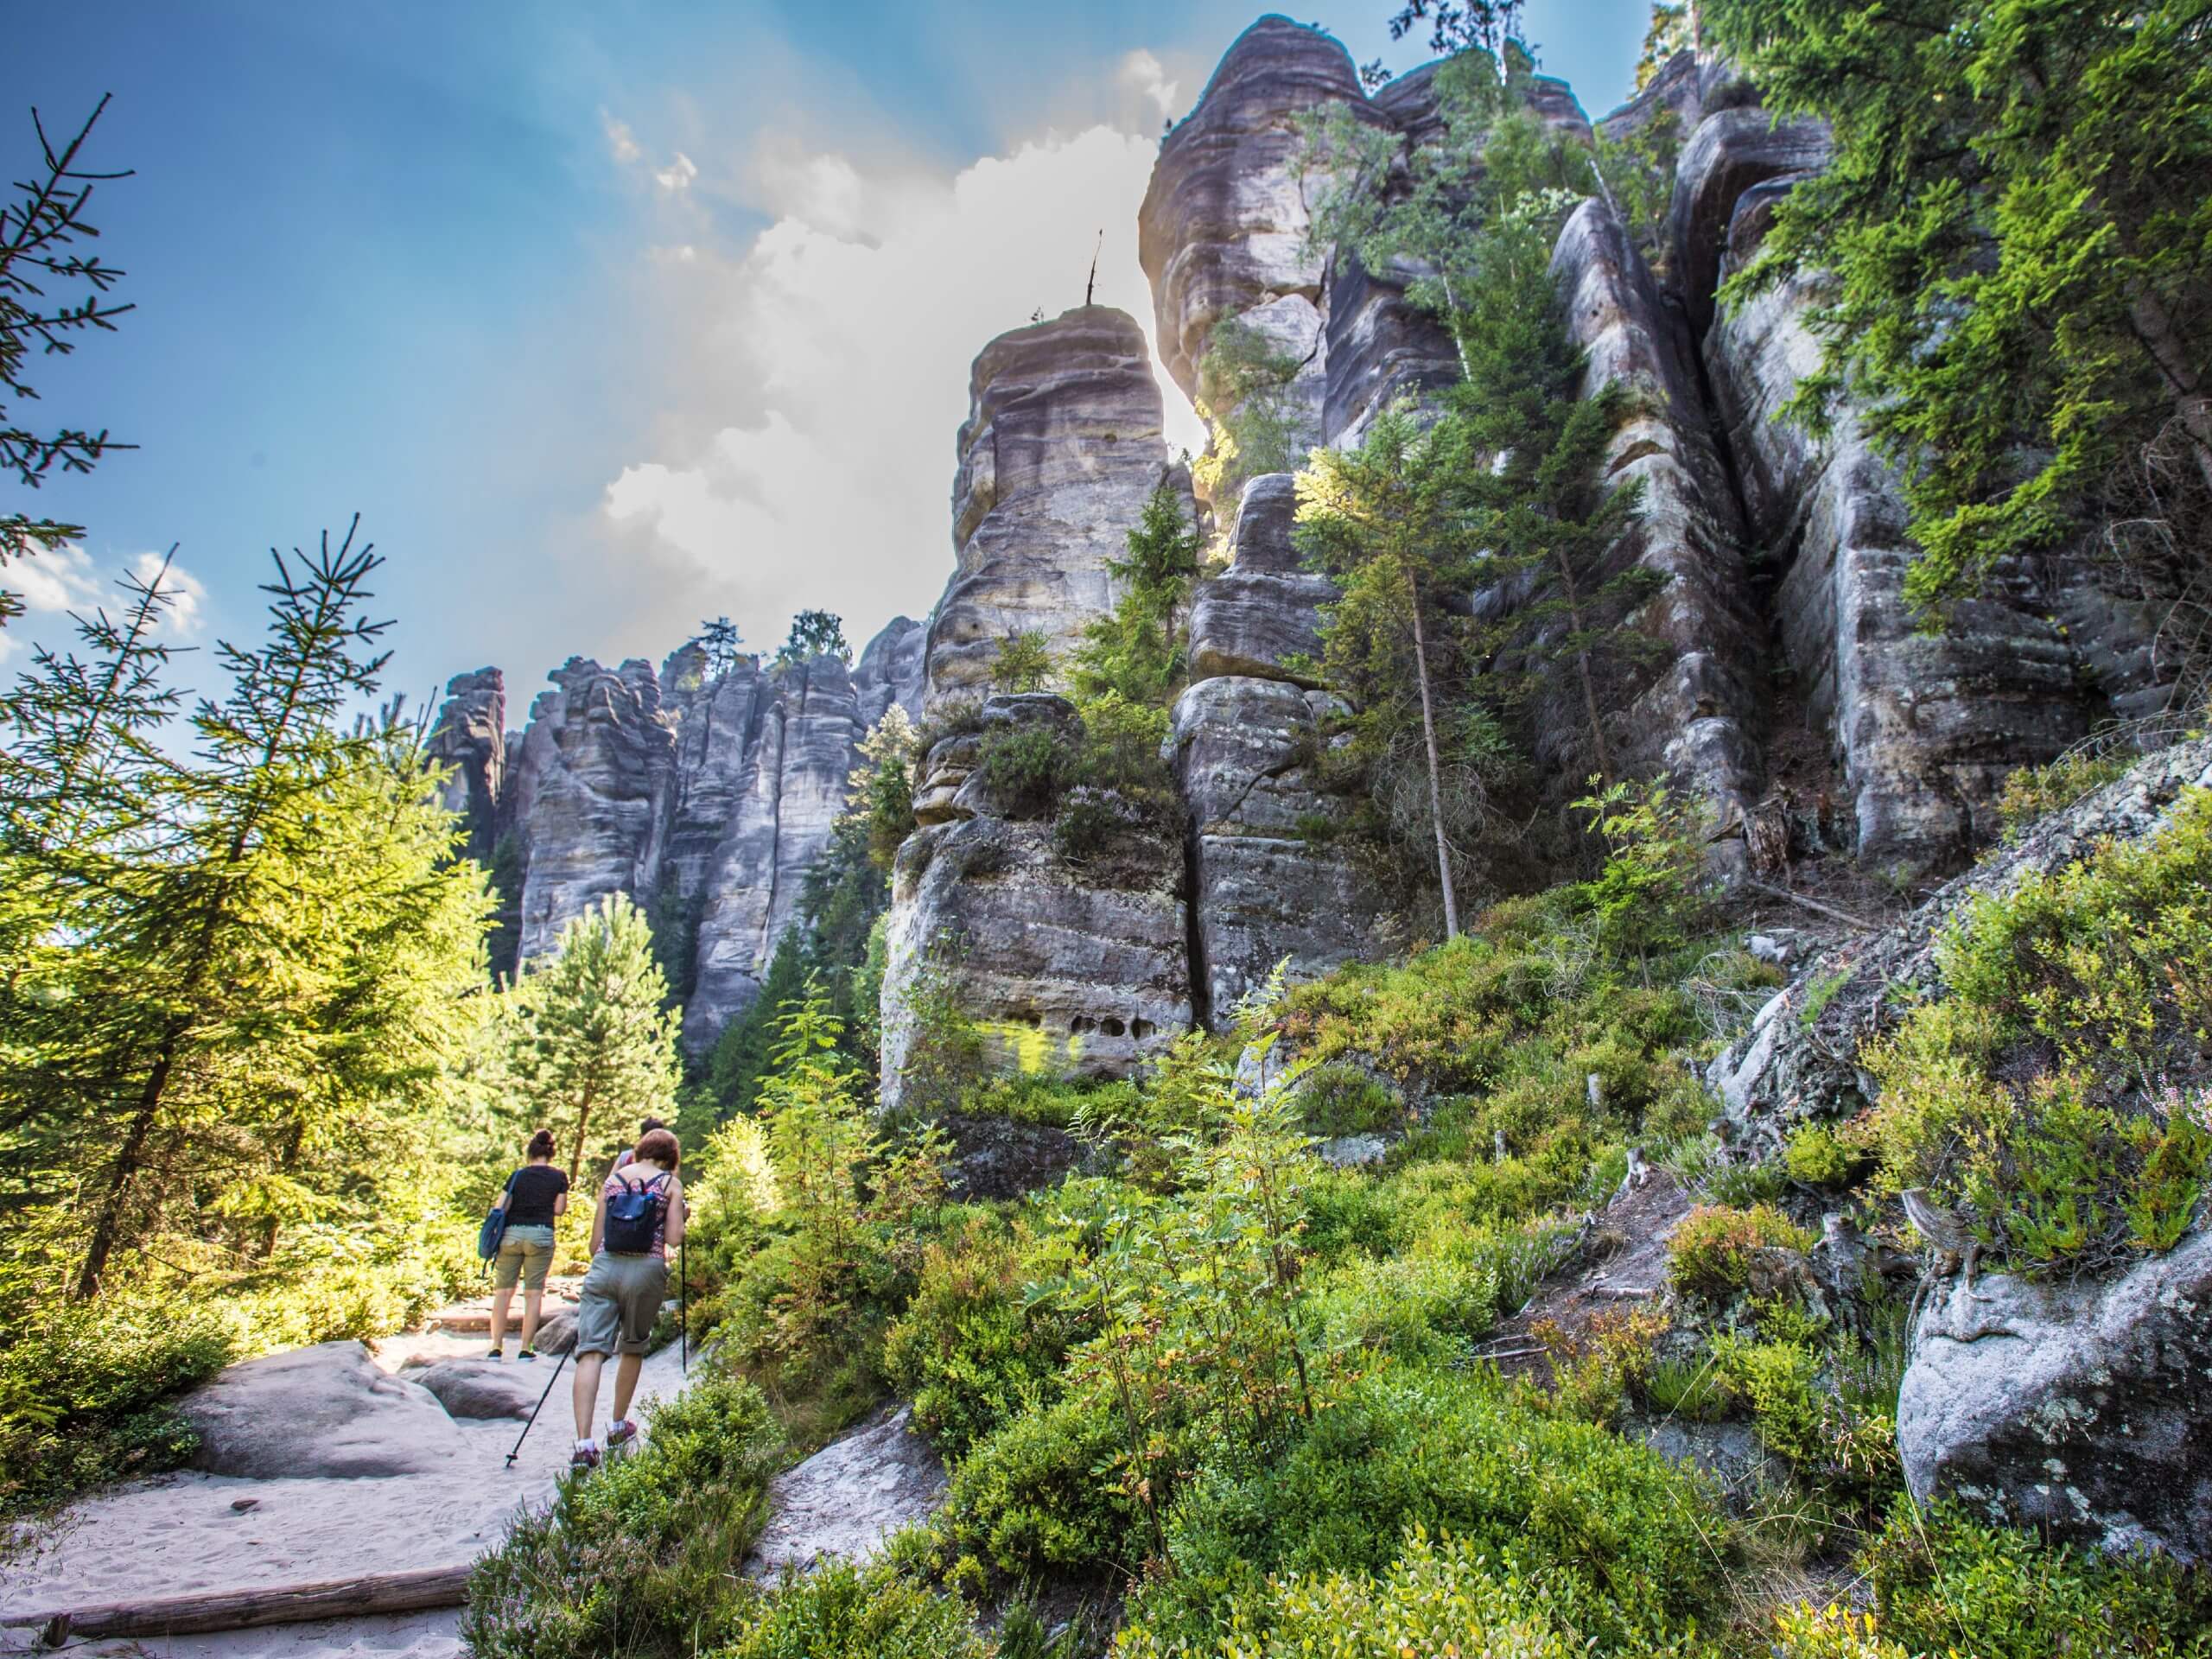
[
  {"left": 602, "top": 1171, "right": 669, "bottom": 1255},
  {"left": 477, "top": 1201, "right": 507, "bottom": 1266}
]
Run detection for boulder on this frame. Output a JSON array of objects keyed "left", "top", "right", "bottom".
[
  {"left": 925, "top": 307, "right": 1187, "bottom": 710},
  {"left": 532, "top": 1306, "right": 578, "bottom": 1357},
  {"left": 747, "top": 1406, "right": 949, "bottom": 1579},
  {"left": 179, "top": 1341, "right": 471, "bottom": 1479},
  {"left": 1900, "top": 1229, "right": 2212, "bottom": 1560},
  {"left": 414, "top": 1357, "right": 544, "bottom": 1421}
]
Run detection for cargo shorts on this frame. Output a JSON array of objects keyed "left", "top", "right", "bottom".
[
  {"left": 493, "top": 1223, "right": 556, "bottom": 1291},
  {"left": 575, "top": 1250, "right": 669, "bottom": 1357}
]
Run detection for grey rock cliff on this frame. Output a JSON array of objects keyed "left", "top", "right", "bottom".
[
  {"left": 427, "top": 669, "right": 506, "bottom": 864},
  {"left": 927, "top": 306, "right": 1187, "bottom": 709}
]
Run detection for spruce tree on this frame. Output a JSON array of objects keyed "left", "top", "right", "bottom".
[
  {"left": 508, "top": 893, "right": 680, "bottom": 1183},
  {"left": 1707, "top": 0, "right": 2212, "bottom": 604},
  {"left": 1071, "top": 481, "right": 1201, "bottom": 709}
]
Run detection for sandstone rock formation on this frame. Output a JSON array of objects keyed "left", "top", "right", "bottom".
[
  {"left": 880, "top": 696, "right": 1190, "bottom": 1110},
  {"left": 430, "top": 616, "right": 924, "bottom": 1050},
  {"left": 180, "top": 1342, "right": 469, "bottom": 1479},
  {"left": 1900, "top": 1231, "right": 2212, "bottom": 1560},
  {"left": 927, "top": 307, "right": 1186, "bottom": 709}
]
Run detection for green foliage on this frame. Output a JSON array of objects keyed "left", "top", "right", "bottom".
[
  {"left": 1860, "top": 1496, "right": 2212, "bottom": 1658},
  {"left": 777, "top": 607, "right": 849, "bottom": 665},
  {"left": 695, "top": 615, "right": 743, "bottom": 677},
  {"left": 707, "top": 1560, "right": 986, "bottom": 1659},
  {"left": 1297, "top": 1063, "right": 1401, "bottom": 1136},
  {"left": 1, "top": 99, "right": 132, "bottom": 597},
  {"left": 977, "top": 720, "right": 1068, "bottom": 812},
  {"left": 1996, "top": 745, "right": 2135, "bottom": 838},
  {"left": 461, "top": 1374, "right": 782, "bottom": 1659},
  {"left": 0, "top": 1289, "right": 232, "bottom": 1534},
  {"left": 935, "top": 1390, "right": 1137, "bottom": 1576},
  {"left": 1863, "top": 789, "right": 2212, "bottom": 1271},
  {"left": 0, "top": 528, "right": 494, "bottom": 1313},
  {"left": 1784, "top": 1122, "right": 1870, "bottom": 1189},
  {"left": 1665, "top": 1204, "right": 1817, "bottom": 1302},
  {"left": 992, "top": 631, "right": 1053, "bottom": 693},
  {"left": 1593, "top": 102, "right": 1683, "bottom": 268},
  {"left": 1123, "top": 1364, "right": 1728, "bottom": 1657},
  {"left": 1706, "top": 0, "right": 2212, "bottom": 607},
  {"left": 881, "top": 1217, "right": 1077, "bottom": 1457},
  {"left": 1191, "top": 319, "right": 1305, "bottom": 505},
  {"left": 1643, "top": 1349, "right": 1732, "bottom": 1423},
  {"left": 1570, "top": 778, "right": 1711, "bottom": 968},
  {"left": 506, "top": 893, "right": 680, "bottom": 1184}
]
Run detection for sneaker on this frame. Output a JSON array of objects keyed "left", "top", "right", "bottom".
[
  {"left": 607, "top": 1418, "right": 639, "bottom": 1452},
  {"left": 570, "top": 1440, "right": 601, "bottom": 1471},
  {"left": 485, "top": 1346, "right": 503, "bottom": 1361},
  {"left": 517, "top": 1349, "right": 538, "bottom": 1362}
]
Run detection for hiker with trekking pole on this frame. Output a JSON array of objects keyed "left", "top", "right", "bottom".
[{"left": 560, "top": 1125, "right": 685, "bottom": 1471}]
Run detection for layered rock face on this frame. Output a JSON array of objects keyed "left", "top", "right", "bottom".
[
  {"left": 927, "top": 307, "right": 1186, "bottom": 709},
  {"left": 1680, "top": 107, "right": 2168, "bottom": 872},
  {"left": 431, "top": 617, "right": 924, "bottom": 1048},
  {"left": 1177, "top": 474, "right": 1383, "bottom": 1020},
  {"left": 880, "top": 696, "right": 1191, "bottom": 1110}
]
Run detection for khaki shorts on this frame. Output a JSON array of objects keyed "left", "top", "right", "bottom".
[
  {"left": 493, "top": 1224, "right": 556, "bottom": 1291},
  {"left": 575, "top": 1250, "right": 668, "bottom": 1357}
]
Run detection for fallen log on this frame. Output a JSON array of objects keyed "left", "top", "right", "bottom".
[{"left": 5, "top": 1562, "right": 472, "bottom": 1646}]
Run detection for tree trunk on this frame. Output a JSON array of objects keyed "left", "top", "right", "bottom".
[
  {"left": 2125, "top": 284, "right": 2212, "bottom": 496},
  {"left": 73, "top": 1030, "right": 179, "bottom": 1299},
  {"left": 1405, "top": 571, "right": 1461, "bottom": 940},
  {"left": 1549, "top": 544, "right": 1616, "bottom": 785}
]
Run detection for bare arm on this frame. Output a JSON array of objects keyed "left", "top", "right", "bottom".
[
  {"left": 588, "top": 1186, "right": 605, "bottom": 1255},
  {"left": 554, "top": 1191, "right": 569, "bottom": 1217},
  {"left": 664, "top": 1179, "right": 685, "bottom": 1251}
]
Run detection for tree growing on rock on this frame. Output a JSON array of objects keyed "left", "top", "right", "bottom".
[
  {"left": 508, "top": 893, "right": 679, "bottom": 1182},
  {"left": 778, "top": 608, "right": 849, "bottom": 666},
  {"left": 695, "top": 615, "right": 742, "bottom": 677},
  {"left": 1707, "top": 0, "right": 2212, "bottom": 607}
]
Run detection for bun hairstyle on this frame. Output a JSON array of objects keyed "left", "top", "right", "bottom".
[
  {"left": 526, "top": 1128, "right": 557, "bottom": 1160},
  {"left": 633, "top": 1127, "right": 680, "bottom": 1173},
  {"left": 639, "top": 1115, "right": 669, "bottom": 1137}
]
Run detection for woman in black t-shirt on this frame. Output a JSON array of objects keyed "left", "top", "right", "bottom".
[{"left": 488, "top": 1129, "right": 570, "bottom": 1359}]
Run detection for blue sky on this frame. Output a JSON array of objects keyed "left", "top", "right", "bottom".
[{"left": 10, "top": 1, "right": 1646, "bottom": 717}]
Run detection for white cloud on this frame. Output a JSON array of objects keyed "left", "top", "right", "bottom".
[
  {"left": 652, "top": 151, "right": 698, "bottom": 194},
  {"left": 600, "top": 109, "right": 642, "bottom": 165},
  {"left": 1, "top": 544, "right": 207, "bottom": 665},
  {"left": 1117, "top": 50, "right": 1180, "bottom": 124},
  {"left": 588, "top": 121, "right": 1209, "bottom": 659}
]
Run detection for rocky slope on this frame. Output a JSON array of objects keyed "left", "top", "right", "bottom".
[{"left": 429, "top": 619, "right": 924, "bottom": 1048}]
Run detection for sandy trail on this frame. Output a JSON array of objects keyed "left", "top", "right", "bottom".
[{"left": 0, "top": 1332, "right": 690, "bottom": 1658}]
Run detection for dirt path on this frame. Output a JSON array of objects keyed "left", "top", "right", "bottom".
[{"left": 1, "top": 1313, "right": 691, "bottom": 1658}]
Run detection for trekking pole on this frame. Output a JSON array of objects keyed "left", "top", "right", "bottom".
[
  {"left": 679, "top": 1236, "right": 689, "bottom": 1376},
  {"left": 505, "top": 1347, "right": 570, "bottom": 1468}
]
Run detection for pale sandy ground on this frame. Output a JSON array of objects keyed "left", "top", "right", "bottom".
[{"left": 0, "top": 1326, "right": 690, "bottom": 1659}]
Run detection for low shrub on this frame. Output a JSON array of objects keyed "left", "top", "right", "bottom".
[
  {"left": 1784, "top": 1121, "right": 1871, "bottom": 1189},
  {"left": 1995, "top": 746, "right": 2133, "bottom": 838},
  {"left": 706, "top": 1560, "right": 986, "bottom": 1659},
  {"left": 1298, "top": 1062, "right": 1400, "bottom": 1136},
  {"left": 1666, "top": 1204, "right": 1816, "bottom": 1302},
  {"left": 462, "top": 1374, "right": 782, "bottom": 1659},
  {"left": 1859, "top": 1496, "right": 2212, "bottom": 1658},
  {"left": 1127, "top": 1363, "right": 1730, "bottom": 1656},
  {"left": 880, "top": 1221, "right": 1076, "bottom": 1458},
  {"left": 1863, "top": 791, "right": 2212, "bottom": 1274},
  {"left": 0, "top": 1291, "right": 233, "bottom": 1531},
  {"left": 931, "top": 1391, "right": 1138, "bottom": 1578},
  {"left": 977, "top": 721, "right": 1069, "bottom": 814}
]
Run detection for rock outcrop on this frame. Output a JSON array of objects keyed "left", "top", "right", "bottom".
[
  {"left": 431, "top": 616, "right": 924, "bottom": 1050},
  {"left": 746, "top": 1405, "right": 948, "bottom": 1580},
  {"left": 180, "top": 1342, "right": 469, "bottom": 1479},
  {"left": 927, "top": 308, "right": 1186, "bottom": 709},
  {"left": 1899, "top": 1231, "right": 2212, "bottom": 1560},
  {"left": 880, "top": 696, "right": 1191, "bottom": 1110},
  {"left": 1709, "top": 699, "right": 2212, "bottom": 1143}
]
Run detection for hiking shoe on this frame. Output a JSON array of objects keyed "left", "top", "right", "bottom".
[
  {"left": 570, "top": 1441, "right": 601, "bottom": 1471},
  {"left": 517, "top": 1348, "right": 538, "bottom": 1362},
  {"left": 485, "top": 1347, "right": 503, "bottom": 1361},
  {"left": 607, "top": 1419, "right": 639, "bottom": 1452}
]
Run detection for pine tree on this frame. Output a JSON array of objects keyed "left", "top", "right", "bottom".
[
  {"left": 0, "top": 528, "right": 493, "bottom": 1296},
  {"left": 701, "top": 931, "right": 810, "bottom": 1128},
  {"left": 508, "top": 893, "right": 680, "bottom": 1183},
  {"left": 1071, "top": 481, "right": 1201, "bottom": 709},
  {"left": 778, "top": 609, "right": 849, "bottom": 666},
  {"left": 695, "top": 616, "right": 743, "bottom": 677},
  {"left": 1707, "top": 0, "right": 2212, "bottom": 605}
]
